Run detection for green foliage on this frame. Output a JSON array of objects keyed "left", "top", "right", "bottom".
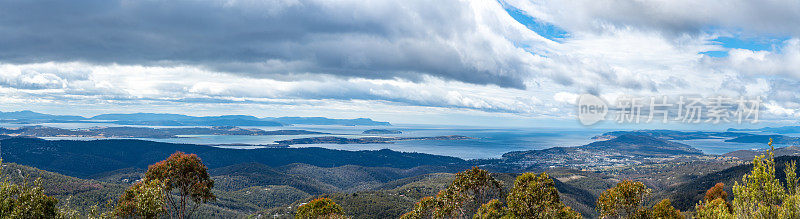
[
  {"left": 787, "top": 160, "right": 799, "bottom": 195},
  {"left": 694, "top": 138, "right": 800, "bottom": 218},
  {"left": 401, "top": 167, "right": 503, "bottom": 218},
  {"left": 295, "top": 197, "right": 345, "bottom": 219},
  {"left": 505, "top": 172, "right": 580, "bottom": 219},
  {"left": 694, "top": 182, "right": 732, "bottom": 218},
  {"left": 781, "top": 155, "right": 800, "bottom": 218},
  {"left": 402, "top": 169, "right": 581, "bottom": 219},
  {"left": 732, "top": 138, "right": 786, "bottom": 218},
  {"left": 144, "top": 151, "right": 216, "bottom": 219},
  {"left": 650, "top": 199, "right": 683, "bottom": 219},
  {"left": 0, "top": 178, "right": 59, "bottom": 219},
  {"left": 443, "top": 167, "right": 503, "bottom": 217},
  {"left": 0, "top": 160, "right": 59, "bottom": 219},
  {"left": 695, "top": 198, "right": 733, "bottom": 219},
  {"left": 115, "top": 179, "right": 166, "bottom": 218},
  {"left": 473, "top": 199, "right": 504, "bottom": 219},
  {"left": 596, "top": 179, "right": 650, "bottom": 218},
  {"left": 401, "top": 196, "right": 438, "bottom": 219}
]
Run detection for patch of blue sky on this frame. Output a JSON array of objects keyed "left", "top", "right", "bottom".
[
  {"left": 699, "top": 51, "right": 729, "bottom": 57},
  {"left": 701, "top": 31, "right": 789, "bottom": 57},
  {"left": 714, "top": 36, "right": 789, "bottom": 51},
  {"left": 501, "top": 3, "right": 568, "bottom": 42}
]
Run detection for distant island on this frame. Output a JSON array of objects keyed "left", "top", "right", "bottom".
[
  {"left": 591, "top": 129, "right": 752, "bottom": 140},
  {"left": 362, "top": 129, "right": 402, "bottom": 134},
  {"left": 724, "top": 134, "right": 800, "bottom": 144},
  {"left": 0, "top": 126, "right": 329, "bottom": 138},
  {"left": 593, "top": 129, "right": 800, "bottom": 146},
  {"left": 0, "top": 110, "right": 391, "bottom": 126}
]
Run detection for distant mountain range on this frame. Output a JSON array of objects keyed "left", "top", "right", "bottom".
[
  {"left": 0, "top": 110, "right": 86, "bottom": 121},
  {"left": 0, "top": 125, "right": 329, "bottom": 138},
  {"left": 0, "top": 110, "right": 390, "bottom": 126}
]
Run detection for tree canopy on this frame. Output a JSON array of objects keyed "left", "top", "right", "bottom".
[
  {"left": 506, "top": 172, "right": 580, "bottom": 219},
  {"left": 597, "top": 179, "right": 651, "bottom": 218},
  {"left": 115, "top": 151, "right": 215, "bottom": 219},
  {"left": 295, "top": 197, "right": 346, "bottom": 219},
  {"left": 402, "top": 168, "right": 579, "bottom": 219}
]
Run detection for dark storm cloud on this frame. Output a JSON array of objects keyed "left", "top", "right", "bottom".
[
  {"left": 0, "top": 0, "right": 532, "bottom": 89},
  {"left": 523, "top": 0, "right": 800, "bottom": 36}
]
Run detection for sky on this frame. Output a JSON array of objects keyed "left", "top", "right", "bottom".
[{"left": 1, "top": 0, "right": 800, "bottom": 128}]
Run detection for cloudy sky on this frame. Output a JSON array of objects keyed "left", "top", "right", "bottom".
[{"left": 1, "top": 0, "right": 799, "bottom": 127}]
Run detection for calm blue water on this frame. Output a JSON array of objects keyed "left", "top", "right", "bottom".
[
  {"left": 675, "top": 139, "right": 784, "bottom": 155},
  {"left": 6, "top": 122, "right": 789, "bottom": 159},
  {"left": 281, "top": 125, "right": 609, "bottom": 159}
]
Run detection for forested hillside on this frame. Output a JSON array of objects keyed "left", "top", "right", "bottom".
[{"left": 0, "top": 137, "right": 468, "bottom": 177}]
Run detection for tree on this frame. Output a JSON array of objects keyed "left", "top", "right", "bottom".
[
  {"left": 695, "top": 182, "right": 732, "bottom": 218},
  {"left": 732, "top": 138, "right": 785, "bottom": 218},
  {"left": 505, "top": 172, "right": 580, "bottom": 219},
  {"left": 441, "top": 167, "right": 503, "bottom": 217},
  {"left": 142, "top": 151, "right": 215, "bottom": 219},
  {"left": 705, "top": 183, "right": 728, "bottom": 202},
  {"left": 403, "top": 169, "right": 581, "bottom": 219},
  {"left": 0, "top": 160, "right": 59, "bottom": 219},
  {"left": 295, "top": 197, "right": 346, "bottom": 219},
  {"left": 400, "top": 196, "right": 438, "bottom": 219},
  {"left": 696, "top": 138, "right": 800, "bottom": 218},
  {"left": 473, "top": 199, "right": 504, "bottom": 219},
  {"left": 781, "top": 154, "right": 800, "bottom": 217},
  {"left": 0, "top": 178, "right": 59, "bottom": 219},
  {"left": 402, "top": 167, "right": 502, "bottom": 218},
  {"left": 650, "top": 199, "right": 683, "bottom": 219},
  {"left": 597, "top": 179, "right": 650, "bottom": 218},
  {"left": 115, "top": 179, "right": 166, "bottom": 219},
  {"left": 695, "top": 198, "right": 733, "bottom": 219}
]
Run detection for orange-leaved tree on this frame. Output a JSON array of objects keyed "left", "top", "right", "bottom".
[{"left": 118, "top": 151, "right": 215, "bottom": 219}]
